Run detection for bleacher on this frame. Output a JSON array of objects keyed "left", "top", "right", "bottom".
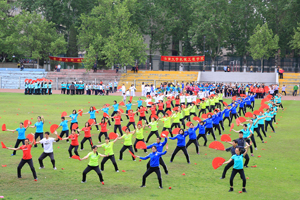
[
  {"left": 0, "top": 69, "right": 47, "bottom": 89},
  {"left": 119, "top": 71, "right": 199, "bottom": 92},
  {"left": 279, "top": 73, "right": 300, "bottom": 95}
]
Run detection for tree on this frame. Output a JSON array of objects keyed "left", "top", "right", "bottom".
[
  {"left": 189, "top": 0, "right": 230, "bottom": 67},
  {"left": 248, "top": 23, "right": 279, "bottom": 72},
  {"left": 290, "top": 23, "right": 300, "bottom": 52},
  {"left": 6, "top": 12, "right": 67, "bottom": 66},
  {"left": 0, "top": 0, "right": 12, "bottom": 61},
  {"left": 78, "top": 0, "right": 147, "bottom": 70}
]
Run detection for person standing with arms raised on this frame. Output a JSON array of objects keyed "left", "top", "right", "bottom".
[{"left": 29, "top": 116, "right": 45, "bottom": 147}]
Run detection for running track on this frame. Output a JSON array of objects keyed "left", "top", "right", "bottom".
[{"left": 0, "top": 89, "right": 299, "bottom": 100}]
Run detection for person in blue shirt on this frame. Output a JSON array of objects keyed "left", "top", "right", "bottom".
[
  {"left": 232, "top": 124, "right": 254, "bottom": 156},
  {"left": 265, "top": 108, "right": 275, "bottom": 133},
  {"left": 57, "top": 117, "right": 72, "bottom": 142},
  {"left": 67, "top": 82, "right": 70, "bottom": 95},
  {"left": 5, "top": 122, "right": 28, "bottom": 156},
  {"left": 185, "top": 123, "right": 200, "bottom": 154},
  {"left": 169, "top": 129, "right": 190, "bottom": 163},
  {"left": 244, "top": 97, "right": 253, "bottom": 112},
  {"left": 110, "top": 101, "right": 122, "bottom": 122},
  {"left": 137, "top": 145, "right": 168, "bottom": 188},
  {"left": 222, "top": 143, "right": 250, "bottom": 193},
  {"left": 203, "top": 113, "right": 217, "bottom": 141},
  {"left": 229, "top": 103, "right": 238, "bottom": 121},
  {"left": 48, "top": 82, "right": 52, "bottom": 95},
  {"left": 66, "top": 109, "right": 83, "bottom": 131},
  {"left": 249, "top": 92, "right": 256, "bottom": 108},
  {"left": 220, "top": 140, "right": 241, "bottom": 179},
  {"left": 135, "top": 98, "right": 144, "bottom": 116},
  {"left": 101, "top": 105, "right": 111, "bottom": 126},
  {"left": 124, "top": 101, "right": 133, "bottom": 119},
  {"left": 146, "top": 137, "right": 168, "bottom": 174},
  {"left": 212, "top": 109, "right": 222, "bottom": 136},
  {"left": 61, "top": 82, "right": 66, "bottom": 94},
  {"left": 237, "top": 98, "right": 246, "bottom": 116},
  {"left": 29, "top": 116, "right": 45, "bottom": 147},
  {"left": 196, "top": 121, "right": 207, "bottom": 146},
  {"left": 83, "top": 106, "right": 100, "bottom": 131}
]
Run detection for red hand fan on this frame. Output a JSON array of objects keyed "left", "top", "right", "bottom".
[
  {"left": 201, "top": 114, "right": 207, "bottom": 119},
  {"left": 193, "top": 116, "right": 201, "bottom": 122},
  {"left": 61, "top": 111, "right": 67, "bottom": 117},
  {"left": 109, "top": 132, "right": 118, "bottom": 139},
  {"left": 88, "top": 119, "right": 95, "bottom": 125},
  {"left": 119, "top": 101, "right": 125, "bottom": 106},
  {"left": 264, "top": 86, "right": 269, "bottom": 93},
  {"left": 186, "top": 121, "right": 192, "bottom": 127},
  {"left": 71, "top": 123, "right": 78, "bottom": 130},
  {"left": 128, "top": 150, "right": 137, "bottom": 158},
  {"left": 245, "top": 112, "right": 253, "bottom": 118},
  {"left": 166, "top": 110, "right": 172, "bottom": 116},
  {"left": 212, "top": 157, "right": 226, "bottom": 169},
  {"left": 24, "top": 120, "right": 32, "bottom": 128},
  {"left": 221, "top": 134, "right": 231, "bottom": 142},
  {"left": 223, "top": 102, "right": 228, "bottom": 106},
  {"left": 50, "top": 124, "right": 59, "bottom": 133},
  {"left": 209, "top": 141, "right": 225, "bottom": 151},
  {"left": 26, "top": 134, "right": 34, "bottom": 142},
  {"left": 106, "top": 104, "right": 110, "bottom": 107},
  {"left": 122, "top": 126, "right": 127, "bottom": 131},
  {"left": 151, "top": 114, "right": 158, "bottom": 120},
  {"left": 117, "top": 86, "right": 122, "bottom": 90},
  {"left": 232, "top": 96, "right": 236, "bottom": 101},
  {"left": 161, "top": 131, "right": 169, "bottom": 138},
  {"left": 103, "top": 113, "right": 109, "bottom": 118},
  {"left": 238, "top": 117, "right": 246, "bottom": 123},
  {"left": 119, "top": 108, "right": 124, "bottom": 114},
  {"left": 130, "top": 96, "right": 133, "bottom": 103},
  {"left": 1, "top": 142, "right": 7, "bottom": 149},
  {"left": 236, "top": 118, "right": 241, "bottom": 126},
  {"left": 260, "top": 104, "right": 269, "bottom": 109},
  {"left": 78, "top": 109, "right": 83, "bottom": 116},
  {"left": 148, "top": 102, "right": 154, "bottom": 105},
  {"left": 2, "top": 124, "right": 6, "bottom": 131},
  {"left": 137, "top": 121, "right": 142, "bottom": 126},
  {"left": 253, "top": 110, "right": 260, "bottom": 115},
  {"left": 57, "top": 135, "right": 62, "bottom": 140},
  {"left": 172, "top": 107, "right": 178, "bottom": 111},
  {"left": 172, "top": 128, "right": 180, "bottom": 135},
  {"left": 207, "top": 112, "right": 213, "bottom": 116},
  {"left": 230, "top": 123, "right": 234, "bottom": 132},
  {"left": 136, "top": 141, "right": 147, "bottom": 149},
  {"left": 71, "top": 155, "right": 81, "bottom": 160},
  {"left": 196, "top": 99, "right": 201, "bottom": 103},
  {"left": 93, "top": 106, "right": 99, "bottom": 113}
]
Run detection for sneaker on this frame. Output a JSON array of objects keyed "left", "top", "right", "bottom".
[
  {"left": 255, "top": 148, "right": 257, "bottom": 150},
  {"left": 251, "top": 154, "right": 254, "bottom": 157},
  {"left": 214, "top": 139, "right": 217, "bottom": 141},
  {"left": 159, "top": 186, "right": 163, "bottom": 189},
  {"left": 197, "top": 152, "right": 200, "bottom": 155},
  {"left": 80, "top": 149, "right": 84, "bottom": 151},
  {"left": 53, "top": 167, "right": 57, "bottom": 170},
  {"left": 228, "top": 188, "right": 233, "bottom": 192},
  {"left": 116, "top": 170, "right": 119, "bottom": 172},
  {"left": 39, "top": 166, "right": 45, "bottom": 169},
  {"left": 133, "top": 160, "right": 136, "bottom": 161},
  {"left": 262, "top": 141, "right": 264, "bottom": 143},
  {"left": 244, "top": 166, "right": 249, "bottom": 168},
  {"left": 140, "top": 185, "right": 146, "bottom": 188},
  {"left": 34, "top": 179, "right": 38, "bottom": 181},
  {"left": 11, "top": 154, "right": 15, "bottom": 156},
  {"left": 119, "top": 159, "right": 123, "bottom": 161},
  {"left": 101, "top": 182, "right": 104, "bottom": 185},
  {"left": 220, "top": 177, "right": 225, "bottom": 179},
  {"left": 242, "top": 188, "right": 247, "bottom": 193},
  {"left": 81, "top": 181, "right": 86, "bottom": 183}
]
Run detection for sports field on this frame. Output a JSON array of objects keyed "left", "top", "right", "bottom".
[{"left": 0, "top": 93, "right": 299, "bottom": 200}]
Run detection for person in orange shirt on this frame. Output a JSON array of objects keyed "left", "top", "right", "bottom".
[
  {"left": 6, "top": 138, "right": 38, "bottom": 180},
  {"left": 61, "top": 129, "right": 80, "bottom": 158},
  {"left": 79, "top": 122, "right": 96, "bottom": 150}
]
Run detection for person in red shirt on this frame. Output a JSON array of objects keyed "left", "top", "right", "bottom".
[
  {"left": 156, "top": 100, "right": 165, "bottom": 116},
  {"left": 138, "top": 105, "right": 148, "bottom": 124},
  {"left": 98, "top": 118, "right": 108, "bottom": 142},
  {"left": 259, "top": 87, "right": 264, "bottom": 99},
  {"left": 79, "top": 122, "right": 96, "bottom": 150},
  {"left": 122, "top": 110, "right": 136, "bottom": 131},
  {"left": 6, "top": 138, "right": 37, "bottom": 180},
  {"left": 149, "top": 104, "right": 157, "bottom": 122},
  {"left": 175, "top": 95, "right": 180, "bottom": 107},
  {"left": 165, "top": 98, "right": 172, "bottom": 113},
  {"left": 61, "top": 129, "right": 80, "bottom": 157},
  {"left": 109, "top": 111, "right": 123, "bottom": 136}
]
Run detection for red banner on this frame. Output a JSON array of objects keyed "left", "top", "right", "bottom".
[
  {"left": 49, "top": 56, "right": 83, "bottom": 63},
  {"left": 161, "top": 56, "right": 205, "bottom": 63}
]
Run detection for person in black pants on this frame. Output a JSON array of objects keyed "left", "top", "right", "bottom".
[
  {"left": 227, "top": 133, "right": 250, "bottom": 167},
  {"left": 222, "top": 143, "right": 250, "bottom": 193},
  {"left": 4, "top": 123, "right": 28, "bottom": 156},
  {"left": 137, "top": 145, "right": 168, "bottom": 188},
  {"left": 110, "top": 112, "right": 123, "bottom": 136},
  {"left": 118, "top": 128, "right": 136, "bottom": 161},
  {"left": 6, "top": 138, "right": 37, "bottom": 180},
  {"left": 220, "top": 140, "right": 239, "bottom": 179},
  {"left": 169, "top": 129, "right": 190, "bottom": 163},
  {"left": 80, "top": 146, "right": 107, "bottom": 184},
  {"left": 61, "top": 129, "right": 80, "bottom": 157},
  {"left": 97, "top": 137, "right": 120, "bottom": 172}
]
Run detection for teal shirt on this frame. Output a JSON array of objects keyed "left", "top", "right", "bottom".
[
  {"left": 240, "top": 128, "right": 251, "bottom": 138},
  {"left": 48, "top": 84, "right": 52, "bottom": 89},
  {"left": 265, "top": 112, "right": 273, "bottom": 121},
  {"left": 257, "top": 115, "right": 265, "bottom": 124},
  {"left": 231, "top": 154, "right": 244, "bottom": 169},
  {"left": 252, "top": 118, "right": 258, "bottom": 128}
]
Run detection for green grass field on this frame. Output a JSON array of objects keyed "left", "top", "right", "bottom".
[{"left": 0, "top": 93, "right": 299, "bottom": 200}]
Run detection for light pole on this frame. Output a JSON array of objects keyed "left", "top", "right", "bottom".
[{"left": 203, "top": 36, "right": 206, "bottom": 71}]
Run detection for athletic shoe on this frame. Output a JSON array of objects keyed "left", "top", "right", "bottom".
[
  {"left": 228, "top": 188, "right": 233, "bottom": 192},
  {"left": 197, "top": 152, "right": 200, "bottom": 155},
  {"left": 262, "top": 141, "right": 264, "bottom": 143},
  {"left": 251, "top": 154, "right": 254, "bottom": 157},
  {"left": 242, "top": 188, "right": 247, "bottom": 193},
  {"left": 97, "top": 130, "right": 100, "bottom": 131},
  {"left": 39, "top": 166, "right": 45, "bottom": 169},
  {"left": 11, "top": 154, "right": 15, "bottom": 156},
  {"left": 244, "top": 166, "right": 249, "bottom": 168},
  {"left": 80, "top": 149, "right": 84, "bottom": 151},
  {"left": 214, "top": 139, "right": 217, "bottom": 141},
  {"left": 53, "top": 167, "right": 57, "bottom": 170},
  {"left": 116, "top": 170, "right": 119, "bottom": 172},
  {"left": 81, "top": 181, "right": 86, "bottom": 183},
  {"left": 133, "top": 160, "right": 136, "bottom": 161},
  {"left": 159, "top": 186, "right": 163, "bottom": 189},
  {"left": 119, "top": 159, "right": 123, "bottom": 161},
  {"left": 255, "top": 148, "right": 257, "bottom": 150},
  {"left": 220, "top": 177, "right": 225, "bottom": 179},
  {"left": 34, "top": 178, "right": 38, "bottom": 181},
  {"left": 203, "top": 145, "right": 207, "bottom": 147},
  {"left": 140, "top": 185, "right": 146, "bottom": 188},
  {"left": 101, "top": 182, "right": 104, "bottom": 185}
]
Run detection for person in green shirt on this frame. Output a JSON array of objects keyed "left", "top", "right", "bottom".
[
  {"left": 190, "top": 102, "right": 197, "bottom": 117},
  {"left": 209, "top": 96, "right": 216, "bottom": 112},
  {"left": 198, "top": 99, "right": 207, "bottom": 117},
  {"left": 118, "top": 127, "right": 136, "bottom": 161},
  {"left": 133, "top": 124, "right": 147, "bottom": 153},
  {"left": 145, "top": 117, "right": 160, "bottom": 143},
  {"left": 97, "top": 136, "right": 119, "bottom": 172},
  {"left": 161, "top": 112, "right": 172, "bottom": 136},
  {"left": 215, "top": 94, "right": 221, "bottom": 110},
  {"left": 171, "top": 108, "right": 181, "bottom": 131},
  {"left": 80, "top": 145, "right": 107, "bottom": 185},
  {"left": 182, "top": 104, "right": 193, "bottom": 122},
  {"left": 293, "top": 84, "right": 299, "bottom": 96}
]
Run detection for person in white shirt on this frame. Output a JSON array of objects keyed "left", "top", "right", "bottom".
[
  {"left": 180, "top": 95, "right": 186, "bottom": 106},
  {"left": 145, "top": 85, "right": 151, "bottom": 96},
  {"left": 130, "top": 84, "right": 136, "bottom": 96},
  {"left": 153, "top": 94, "right": 160, "bottom": 104},
  {"left": 122, "top": 93, "right": 127, "bottom": 102},
  {"left": 145, "top": 96, "right": 153, "bottom": 110},
  {"left": 186, "top": 94, "right": 192, "bottom": 106},
  {"left": 141, "top": 82, "right": 145, "bottom": 97},
  {"left": 126, "top": 89, "right": 130, "bottom": 97},
  {"left": 121, "top": 84, "right": 126, "bottom": 94},
  {"left": 36, "top": 131, "right": 59, "bottom": 170}
]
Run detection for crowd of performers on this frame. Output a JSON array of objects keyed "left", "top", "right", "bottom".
[{"left": 3, "top": 90, "right": 284, "bottom": 192}]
